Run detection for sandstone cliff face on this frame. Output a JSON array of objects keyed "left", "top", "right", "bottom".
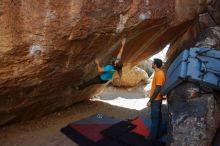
[{"left": 0, "top": 0, "right": 212, "bottom": 126}]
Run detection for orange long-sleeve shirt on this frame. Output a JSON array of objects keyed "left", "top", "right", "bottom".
[{"left": 150, "top": 69, "right": 165, "bottom": 101}]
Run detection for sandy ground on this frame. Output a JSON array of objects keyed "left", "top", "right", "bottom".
[{"left": 0, "top": 85, "right": 167, "bottom": 146}]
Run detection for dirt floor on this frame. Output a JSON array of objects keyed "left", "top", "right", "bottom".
[{"left": 0, "top": 85, "right": 167, "bottom": 146}]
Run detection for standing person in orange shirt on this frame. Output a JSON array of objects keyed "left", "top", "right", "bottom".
[{"left": 147, "top": 58, "right": 165, "bottom": 140}]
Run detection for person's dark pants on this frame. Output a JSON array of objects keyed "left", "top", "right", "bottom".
[
  {"left": 150, "top": 100, "right": 162, "bottom": 139},
  {"left": 78, "top": 75, "right": 108, "bottom": 90}
]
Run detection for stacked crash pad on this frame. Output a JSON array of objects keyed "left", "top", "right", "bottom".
[{"left": 162, "top": 48, "right": 220, "bottom": 95}]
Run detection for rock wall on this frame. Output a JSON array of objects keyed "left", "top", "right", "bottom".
[
  {"left": 167, "top": 24, "right": 220, "bottom": 145},
  {"left": 159, "top": 1, "right": 220, "bottom": 144},
  {"left": 0, "top": 0, "right": 212, "bottom": 126},
  {"left": 168, "top": 83, "right": 220, "bottom": 146}
]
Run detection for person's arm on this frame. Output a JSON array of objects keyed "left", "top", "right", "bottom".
[
  {"left": 95, "top": 59, "right": 104, "bottom": 73},
  {"left": 116, "top": 38, "right": 126, "bottom": 60},
  {"left": 149, "top": 85, "right": 161, "bottom": 103}
]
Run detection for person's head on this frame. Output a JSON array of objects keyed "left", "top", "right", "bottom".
[
  {"left": 152, "top": 58, "right": 163, "bottom": 69},
  {"left": 112, "top": 58, "right": 123, "bottom": 77}
]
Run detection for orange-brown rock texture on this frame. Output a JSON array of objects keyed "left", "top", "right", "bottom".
[{"left": 0, "top": 0, "right": 213, "bottom": 126}]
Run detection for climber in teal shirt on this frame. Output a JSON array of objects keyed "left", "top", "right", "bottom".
[
  {"left": 76, "top": 38, "right": 126, "bottom": 90},
  {"left": 100, "top": 64, "right": 115, "bottom": 81}
]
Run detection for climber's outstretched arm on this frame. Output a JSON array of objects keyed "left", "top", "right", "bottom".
[{"left": 116, "top": 38, "right": 126, "bottom": 60}]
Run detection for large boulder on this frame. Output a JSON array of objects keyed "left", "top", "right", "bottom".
[
  {"left": 167, "top": 25, "right": 220, "bottom": 145},
  {"left": 167, "top": 82, "right": 220, "bottom": 146},
  {"left": 112, "top": 66, "right": 148, "bottom": 87},
  {"left": 138, "top": 59, "right": 154, "bottom": 76},
  {"left": 0, "top": 0, "right": 212, "bottom": 125}
]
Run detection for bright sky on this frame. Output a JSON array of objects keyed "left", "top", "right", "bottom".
[{"left": 150, "top": 44, "right": 170, "bottom": 61}]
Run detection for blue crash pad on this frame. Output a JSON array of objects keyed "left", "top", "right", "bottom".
[{"left": 161, "top": 48, "right": 220, "bottom": 95}]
